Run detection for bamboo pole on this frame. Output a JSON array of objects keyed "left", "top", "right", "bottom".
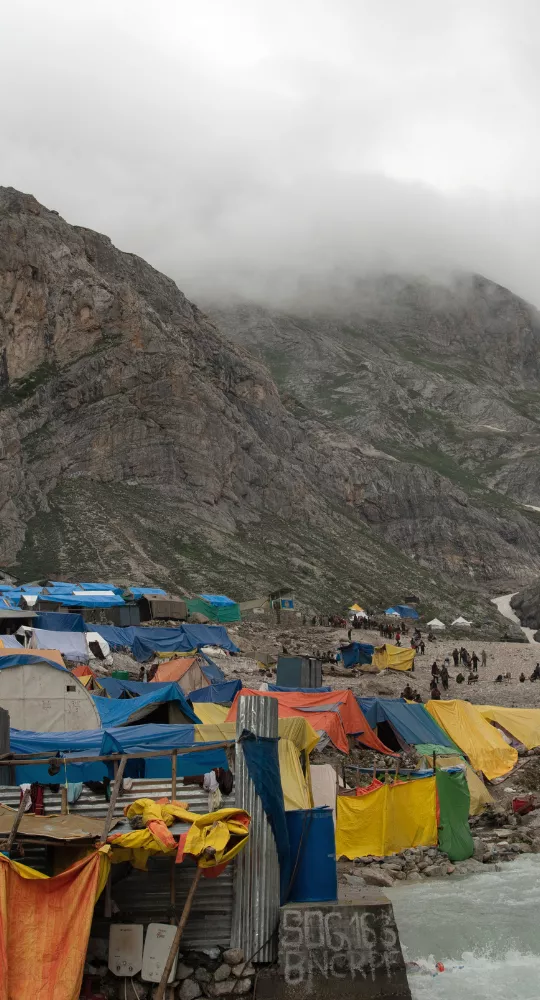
[
  {"left": 170, "top": 750, "right": 178, "bottom": 922},
  {"left": 1, "top": 790, "right": 30, "bottom": 856},
  {"left": 156, "top": 865, "right": 203, "bottom": 1000},
  {"left": 99, "top": 755, "right": 127, "bottom": 845}
]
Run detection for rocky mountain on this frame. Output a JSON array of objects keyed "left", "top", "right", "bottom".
[
  {"left": 510, "top": 583, "right": 540, "bottom": 633},
  {"left": 0, "top": 187, "right": 537, "bottom": 632},
  {"left": 212, "top": 277, "right": 540, "bottom": 587}
]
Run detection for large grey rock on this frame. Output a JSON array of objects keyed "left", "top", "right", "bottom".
[
  {"left": 222, "top": 949, "right": 244, "bottom": 967},
  {"left": 194, "top": 968, "right": 212, "bottom": 984},
  {"left": 176, "top": 964, "right": 195, "bottom": 981},
  {"left": 178, "top": 982, "right": 202, "bottom": 1000},
  {"left": 361, "top": 868, "right": 394, "bottom": 888},
  {"left": 214, "top": 965, "right": 232, "bottom": 983},
  {"left": 232, "top": 963, "right": 255, "bottom": 978},
  {"left": 423, "top": 864, "right": 448, "bottom": 878}
]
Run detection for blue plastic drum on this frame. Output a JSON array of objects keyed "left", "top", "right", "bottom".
[{"left": 286, "top": 806, "right": 337, "bottom": 903}]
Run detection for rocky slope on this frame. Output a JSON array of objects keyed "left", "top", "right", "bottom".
[
  {"left": 212, "top": 277, "right": 540, "bottom": 586},
  {"left": 511, "top": 583, "right": 540, "bottom": 632},
  {"left": 0, "top": 187, "right": 536, "bottom": 629}
]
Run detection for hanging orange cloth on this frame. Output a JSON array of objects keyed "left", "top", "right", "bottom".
[{"left": 0, "top": 847, "right": 110, "bottom": 1000}]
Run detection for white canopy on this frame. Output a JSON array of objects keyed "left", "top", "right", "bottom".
[
  {"left": 427, "top": 618, "right": 446, "bottom": 629},
  {"left": 451, "top": 616, "right": 472, "bottom": 626}
]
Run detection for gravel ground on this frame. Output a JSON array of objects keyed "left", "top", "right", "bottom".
[{"left": 229, "top": 620, "right": 540, "bottom": 708}]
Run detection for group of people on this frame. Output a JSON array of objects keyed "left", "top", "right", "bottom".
[
  {"left": 400, "top": 683, "right": 424, "bottom": 703},
  {"left": 410, "top": 629, "right": 426, "bottom": 654},
  {"left": 379, "top": 620, "right": 408, "bottom": 639}
]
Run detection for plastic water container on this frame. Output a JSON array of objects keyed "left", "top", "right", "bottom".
[{"left": 286, "top": 807, "right": 337, "bottom": 903}]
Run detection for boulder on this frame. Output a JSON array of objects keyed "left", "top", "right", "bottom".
[
  {"left": 214, "top": 965, "right": 232, "bottom": 982},
  {"left": 176, "top": 964, "right": 195, "bottom": 981},
  {"left": 361, "top": 869, "right": 394, "bottom": 888},
  {"left": 178, "top": 981, "right": 202, "bottom": 1000},
  {"left": 223, "top": 949, "right": 244, "bottom": 967},
  {"left": 232, "top": 963, "right": 255, "bottom": 978}
]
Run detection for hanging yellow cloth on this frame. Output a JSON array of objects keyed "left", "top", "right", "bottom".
[
  {"left": 0, "top": 846, "right": 111, "bottom": 1000},
  {"left": 336, "top": 777, "right": 438, "bottom": 859},
  {"left": 278, "top": 738, "right": 312, "bottom": 810}
]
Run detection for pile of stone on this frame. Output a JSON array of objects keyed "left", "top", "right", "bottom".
[
  {"left": 340, "top": 846, "right": 457, "bottom": 887},
  {"left": 85, "top": 944, "right": 255, "bottom": 999}
]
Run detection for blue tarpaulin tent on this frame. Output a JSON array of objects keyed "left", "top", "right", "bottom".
[
  {"left": 189, "top": 680, "right": 242, "bottom": 704},
  {"left": 384, "top": 605, "right": 419, "bottom": 619},
  {"left": 359, "top": 698, "right": 456, "bottom": 748},
  {"left": 0, "top": 653, "right": 69, "bottom": 673},
  {"left": 339, "top": 642, "right": 374, "bottom": 668},
  {"left": 93, "top": 682, "right": 200, "bottom": 726},
  {"left": 90, "top": 624, "right": 239, "bottom": 660},
  {"left": 200, "top": 594, "right": 237, "bottom": 606}
]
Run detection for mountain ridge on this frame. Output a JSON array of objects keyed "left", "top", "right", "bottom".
[{"left": 0, "top": 187, "right": 536, "bottom": 632}]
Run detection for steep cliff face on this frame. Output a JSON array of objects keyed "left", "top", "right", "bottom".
[
  {"left": 213, "top": 277, "right": 540, "bottom": 585},
  {"left": 0, "top": 187, "right": 535, "bottom": 629}
]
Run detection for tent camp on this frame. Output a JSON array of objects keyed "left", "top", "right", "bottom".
[
  {"left": 426, "top": 699, "right": 518, "bottom": 780},
  {"left": 427, "top": 618, "right": 446, "bottom": 630},
  {"left": 226, "top": 688, "right": 396, "bottom": 755},
  {"left": 372, "top": 644, "right": 415, "bottom": 672},
  {"left": 0, "top": 653, "right": 101, "bottom": 731}
]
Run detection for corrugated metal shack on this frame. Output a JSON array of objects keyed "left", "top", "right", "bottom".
[{"left": 0, "top": 777, "right": 235, "bottom": 949}]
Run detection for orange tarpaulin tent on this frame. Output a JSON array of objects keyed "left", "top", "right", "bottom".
[
  {"left": 226, "top": 688, "right": 395, "bottom": 755},
  {"left": 150, "top": 656, "right": 198, "bottom": 684},
  {"left": 0, "top": 847, "right": 110, "bottom": 1000}
]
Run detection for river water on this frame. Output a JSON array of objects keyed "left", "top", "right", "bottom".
[{"left": 387, "top": 856, "right": 540, "bottom": 1000}]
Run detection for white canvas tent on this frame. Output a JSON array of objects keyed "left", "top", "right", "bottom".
[
  {"left": 427, "top": 618, "right": 446, "bottom": 630},
  {"left": 451, "top": 616, "right": 472, "bottom": 626},
  {"left": 0, "top": 653, "right": 100, "bottom": 731}
]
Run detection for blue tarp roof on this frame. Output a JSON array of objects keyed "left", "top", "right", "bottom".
[
  {"left": 189, "top": 679, "right": 242, "bottom": 704},
  {"left": 78, "top": 583, "right": 124, "bottom": 594},
  {"left": 199, "top": 654, "right": 226, "bottom": 684},
  {"left": 385, "top": 605, "right": 419, "bottom": 619},
  {"left": 0, "top": 653, "right": 68, "bottom": 672},
  {"left": 91, "top": 624, "right": 239, "bottom": 661},
  {"left": 9, "top": 725, "right": 228, "bottom": 784},
  {"left": 128, "top": 587, "right": 167, "bottom": 598},
  {"left": 0, "top": 597, "right": 14, "bottom": 609},
  {"left": 200, "top": 594, "right": 237, "bottom": 606},
  {"left": 33, "top": 612, "right": 87, "bottom": 632},
  {"left": 358, "top": 698, "right": 455, "bottom": 748},
  {"left": 93, "top": 682, "right": 200, "bottom": 726},
  {"left": 20, "top": 586, "right": 43, "bottom": 594},
  {"left": 40, "top": 593, "right": 126, "bottom": 608}
]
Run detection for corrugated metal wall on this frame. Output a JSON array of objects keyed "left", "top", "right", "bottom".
[{"left": 0, "top": 778, "right": 235, "bottom": 948}]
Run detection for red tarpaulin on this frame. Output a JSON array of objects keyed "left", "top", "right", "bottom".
[{"left": 226, "top": 688, "right": 395, "bottom": 755}]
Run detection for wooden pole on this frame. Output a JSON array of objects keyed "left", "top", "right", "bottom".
[
  {"left": 156, "top": 865, "right": 203, "bottom": 1000},
  {"left": 170, "top": 750, "right": 178, "bottom": 922},
  {"left": 99, "top": 755, "right": 127, "bottom": 845},
  {"left": 2, "top": 790, "right": 30, "bottom": 857},
  {"left": 171, "top": 750, "right": 177, "bottom": 801}
]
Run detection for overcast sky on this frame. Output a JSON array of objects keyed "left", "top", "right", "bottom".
[{"left": 2, "top": 0, "right": 540, "bottom": 305}]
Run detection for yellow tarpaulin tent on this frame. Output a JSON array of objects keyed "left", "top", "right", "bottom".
[
  {"left": 193, "top": 703, "right": 229, "bottom": 725},
  {"left": 349, "top": 603, "right": 365, "bottom": 612},
  {"left": 194, "top": 717, "right": 318, "bottom": 809},
  {"left": 372, "top": 644, "right": 415, "bottom": 672},
  {"left": 477, "top": 706, "right": 540, "bottom": 750},
  {"left": 426, "top": 699, "right": 518, "bottom": 780},
  {"left": 336, "top": 777, "right": 438, "bottom": 859}
]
